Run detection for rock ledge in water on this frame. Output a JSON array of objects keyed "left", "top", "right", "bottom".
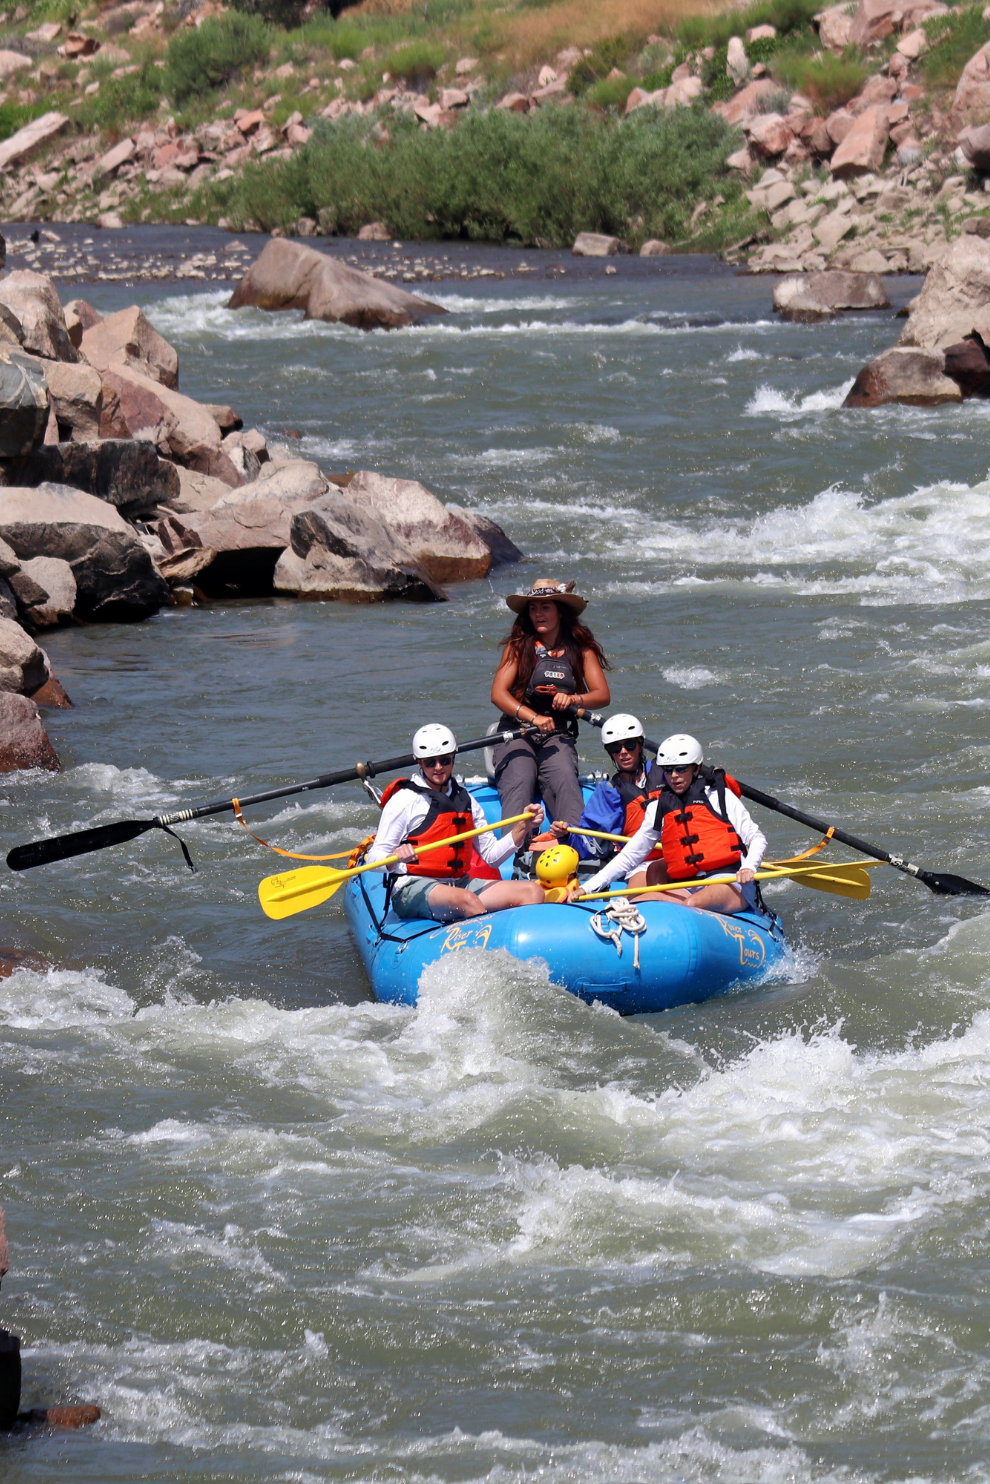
[{"left": 228, "top": 240, "right": 446, "bottom": 331}]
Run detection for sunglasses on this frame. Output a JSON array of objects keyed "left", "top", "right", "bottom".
[
  {"left": 421, "top": 754, "right": 455, "bottom": 767},
  {"left": 665, "top": 763, "right": 695, "bottom": 773},
  {"left": 605, "top": 740, "right": 642, "bottom": 756}
]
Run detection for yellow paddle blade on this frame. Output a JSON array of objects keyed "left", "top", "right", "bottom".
[
  {"left": 789, "top": 864, "right": 871, "bottom": 900},
  {"left": 258, "top": 864, "right": 348, "bottom": 920}
]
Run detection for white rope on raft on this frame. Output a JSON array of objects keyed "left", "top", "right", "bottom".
[{"left": 589, "top": 898, "right": 647, "bottom": 970}]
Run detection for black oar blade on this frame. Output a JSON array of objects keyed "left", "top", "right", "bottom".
[
  {"left": 7, "top": 818, "right": 157, "bottom": 872},
  {"left": 917, "top": 869, "right": 990, "bottom": 898}
]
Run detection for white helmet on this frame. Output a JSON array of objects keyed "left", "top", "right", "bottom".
[
  {"left": 656, "top": 733, "right": 703, "bottom": 768},
  {"left": 413, "top": 723, "right": 457, "bottom": 759},
  {"left": 601, "top": 713, "right": 644, "bottom": 747}
]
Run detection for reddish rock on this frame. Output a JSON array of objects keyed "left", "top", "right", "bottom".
[
  {"left": 30, "top": 674, "right": 72, "bottom": 707},
  {"left": 773, "top": 270, "right": 890, "bottom": 321},
  {"left": 102, "top": 365, "right": 242, "bottom": 485},
  {"left": 0, "top": 692, "right": 59, "bottom": 772},
  {"left": 495, "top": 92, "right": 531, "bottom": 111},
  {"left": 801, "top": 116, "right": 834, "bottom": 155},
  {"left": 943, "top": 332, "right": 990, "bottom": 396},
  {"left": 342, "top": 469, "right": 491, "bottom": 583},
  {"left": 63, "top": 298, "right": 101, "bottom": 350},
  {"left": 826, "top": 108, "right": 856, "bottom": 145},
  {"left": 830, "top": 106, "right": 890, "bottom": 175},
  {"left": 850, "top": 74, "right": 898, "bottom": 112},
  {"left": 0, "top": 111, "right": 69, "bottom": 172},
  {"left": 81, "top": 305, "right": 178, "bottom": 389},
  {"left": 817, "top": 3, "right": 854, "bottom": 50},
  {"left": 713, "top": 77, "right": 779, "bottom": 125},
  {"left": 746, "top": 112, "right": 794, "bottom": 157}
]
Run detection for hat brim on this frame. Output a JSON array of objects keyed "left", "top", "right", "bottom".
[{"left": 506, "top": 592, "right": 587, "bottom": 616}]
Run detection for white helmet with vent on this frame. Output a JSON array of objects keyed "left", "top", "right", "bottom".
[
  {"left": 656, "top": 733, "right": 703, "bottom": 768},
  {"left": 601, "top": 713, "right": 645, "bottom": 747},
  {"left": 413, "top": 723, "right": 457, "bottom": 759}
]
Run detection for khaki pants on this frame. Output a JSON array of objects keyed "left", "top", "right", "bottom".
[{"left": 492, "top": 730, "right": 585, "bottom": 828}]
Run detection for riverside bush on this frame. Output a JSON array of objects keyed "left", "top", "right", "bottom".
[
  {"left": 921, "top": 3, "right": 990, "bottom": 90},
  {"left": 674, "top": 0, "right": 819, "bottom": 52},
  {"left": 166, "top": 13, "right": 273, "bottom": 104},
  {"left": 198, "top": 104, "right": 741, "bottom": 245},
  {"left": 230, "top": 0, "right": 306, "bottom": 31},
  {"left": 771, "top": 46, "right": 868, "bottom": 110}
]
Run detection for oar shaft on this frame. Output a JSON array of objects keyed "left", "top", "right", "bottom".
[
  {"left": 578, "top": 861, "right": 882, "bottom": 901},
  {"left": 266, "top": 814, "right": 532, "bottom": 905},
  {"left": 154, "top": 728, "right": 527, "bottom": 828},
  {"left": 567, "top": 825, "right": 631, "bottom": 844},
  {"left": 732, "top": 781, "right": 912, "bottom": 874}
]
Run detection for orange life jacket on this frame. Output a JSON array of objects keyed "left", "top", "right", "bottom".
[
  {"left": 379, "top": 777, "right": 477, "bottom": 880},
  {"left": 650, "top": 774, "right": 744, "bottom": 882}
]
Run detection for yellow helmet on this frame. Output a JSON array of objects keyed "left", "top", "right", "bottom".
[{"left": 536, "top": 844, "right": 579, "bottom": 888}]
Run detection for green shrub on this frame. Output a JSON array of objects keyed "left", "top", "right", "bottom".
[
  {"left": 585, "top": 74, "right": 635, "bottom": 110},
  {"left": 701, "top": 44, "right": 734, "bottom": 102},
  {"left": 165, "top": 12, "right": 272, "bottom": 103},
  {"left": 641, "top": 63, "right": 675, "bottom": 91},
  {"left": 386, "top": 40, "right": 446, "bottom": 84},
  {"left": 771, "top": 46, "right": 868, "bottom": 110},
  {"left": 567, "top": 36, "right": 634, "bottom": 94},
  {"left": 321, "top": 20, "right": 371, "bottom": 59},
  {"left": 921, "top": 3, "right": 990, "bottom": 91},
  {"left": 196, "top": 102, "right": 742, "bottom": 246}
]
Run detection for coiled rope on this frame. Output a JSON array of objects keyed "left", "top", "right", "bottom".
[{"left": 589, "top": 898, "right": 647, "bottom": 970}]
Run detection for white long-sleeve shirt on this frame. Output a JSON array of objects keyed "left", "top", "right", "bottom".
[
  {"left": 366, "top": 775, "right": 518, "bottom": 876},
  {"left": 583, "top": 784, "right": 767, "bottom": 895}
]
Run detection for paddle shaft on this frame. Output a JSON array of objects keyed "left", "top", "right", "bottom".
[
  {"left": 265, "top": 813, "right": 534, "bottom": 905},
  {"left": 570, "top": 710, "right": 987, "bottom": 894},
  {"left": 577, "top": 861, "right": 883, "bottom": 901}
]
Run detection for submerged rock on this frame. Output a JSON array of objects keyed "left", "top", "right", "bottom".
[
  {"left": 572, "top": 232, "right": 631, "bottom": 257},
  {"left": 228, "top": 240, "right": 446, "bottom": 332}
]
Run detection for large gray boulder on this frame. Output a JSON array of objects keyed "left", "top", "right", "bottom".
[
  {"left": 0, "top": 690, "right": 58, "bottom": 772},
  {"left": 228, "top": 239, "right": 446, "bottom": 331},
  {"left": 169, "top": 466, "right": 231, "bottom": 514},
  {"left": 273, "top": 489, "right": 446, "bottom": 603},
  {"left": 0, "top": 484, "right": 169, "bottom": 620},
  {"left": 898, "top": 235, "right": 990, "bottom": 351},
  {"left": 16, "top": 556, "right": 76, "bottom": 627},
  {"left": 0, "top": 271, "right": 77, "bottom": 362},
  {"left": 0, "top": 350, "right": 48, "bottom": 458},
  {"left": 773, "top": 270, "right": 890, "bottom": 323},
  {"left": 80, "top": 305, "right": 179, "bottom": 389},
  {"left": 843, "top": 347, "right": 963, "bottom": 407},
  {"left": 339, "top": 471, "right": 491, "bottom": 583},
  {"left": 11, "top": 440, "right": 180, "bottom": 519}
]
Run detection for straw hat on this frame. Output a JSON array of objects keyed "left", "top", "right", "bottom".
[{"left": 505, "top": 578, "right": 587, "bottom": 616}]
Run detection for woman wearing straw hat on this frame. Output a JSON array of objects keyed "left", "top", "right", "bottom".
[{"left": 490, "top": 578, "right": 611, "bottom": 833}]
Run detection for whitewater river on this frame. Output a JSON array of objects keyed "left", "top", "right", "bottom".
[{"left": 5, "top": 241, "right": 990, "bottom": 1481}]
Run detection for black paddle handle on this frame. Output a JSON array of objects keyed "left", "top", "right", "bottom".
[{"left": 153, "top": 727, "right": 527, "bottom": 827}]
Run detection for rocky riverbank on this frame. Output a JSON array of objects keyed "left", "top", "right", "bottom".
[{"left": 0, "top": 238, "right": 524, "bottom": 771}]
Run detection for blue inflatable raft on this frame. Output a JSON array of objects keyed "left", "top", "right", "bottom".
[{"left": 344, "top": 778, "right": 788, "bottom": 1015}]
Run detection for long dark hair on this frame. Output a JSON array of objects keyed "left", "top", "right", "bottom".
[{"left": 500, "top": 603, "right": 610, "bottom": 701}]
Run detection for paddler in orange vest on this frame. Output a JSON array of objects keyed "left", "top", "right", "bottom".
[
  {"left": 366, "top": 723, "right": 546, "bottom": 923},
  {"left": 575, "top": 733, "right": 767, "bottom": 915}
]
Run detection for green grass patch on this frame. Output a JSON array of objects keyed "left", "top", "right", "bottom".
[
  {"left": 771, "top": 45, "right": 868, "bottom": 110},
  {"left": 77, "top": 63, "right": 165, "bottom": 133},
  {"left": 920, "top": 3, "right": 990, "bottom": 91},
  {"left": 195, "top": 102, "right": 742, "bottom": 246},
  {"left": 0, "top": 99, "right": 52, "bottom": 143},
  {"left": 165, "top": 12, "right": 273, "bottom": 105}
]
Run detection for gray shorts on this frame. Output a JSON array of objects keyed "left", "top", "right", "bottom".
[{"left": 389, "top": 874, "right": 497, "bottom": 922}]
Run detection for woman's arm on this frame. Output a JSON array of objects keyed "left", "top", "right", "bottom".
[
  {"left": 549, "top": 647, "right": 611, "bottom": 712},
  {"left": 491, "top": 643, "right": 555, "bottom": 735},
  {"left": 579, "top": 818, "right": 661, "bottom": 895}
]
